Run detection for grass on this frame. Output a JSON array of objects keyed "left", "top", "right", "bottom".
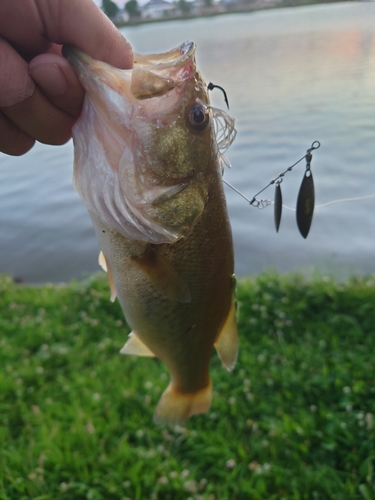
[{"left": 0, "top": 271, "right": 375, "bottom": 500}]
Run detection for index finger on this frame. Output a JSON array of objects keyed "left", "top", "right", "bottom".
[{"left": 0, "top": 0, "right": 133, "bottom": 69}]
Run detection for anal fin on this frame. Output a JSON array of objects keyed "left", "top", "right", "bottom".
[
  {"left": 131, "top": 245, "right": 191, "bottom": 303},
  {"left": 214, "top": 300, "right": 238, "bottom": 371},
  {"left": 120, "top": 332, "right": 155, "bottom": 357},
  {"left": 98, "top": 251, "right": 117, "bottom": 302}
]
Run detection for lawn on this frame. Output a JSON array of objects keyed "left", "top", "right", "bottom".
[{"left": 0, "top": 271, "right": 375, "bottom": 500}]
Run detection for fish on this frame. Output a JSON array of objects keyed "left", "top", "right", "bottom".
[{"left": 63, "top": 41, "right": 238, "bottom": 425}]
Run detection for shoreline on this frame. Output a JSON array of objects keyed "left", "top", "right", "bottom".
[{"left": 114, "top": 0, "right": 354, "bottom": 28}]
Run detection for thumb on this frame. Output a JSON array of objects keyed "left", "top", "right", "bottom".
[{"left": 29, "top": 52, "right": 85, "bottom": 118}]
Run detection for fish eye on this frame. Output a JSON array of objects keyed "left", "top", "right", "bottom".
[{"left": 187, "top": 103, "right": 209, "bottom": 131}]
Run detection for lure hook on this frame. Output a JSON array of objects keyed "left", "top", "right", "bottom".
[{"left": 208, "top": 82, "right": 230, "bottom": 110}]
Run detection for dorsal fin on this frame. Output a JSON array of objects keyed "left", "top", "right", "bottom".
[
  {"left": 120, "top": 332, "right": 155, "bottom": 357},
  {"left": 98, "top": 251, "right": 117, "bottom": 302},
  {"left": 131, "top": 246, "right": 191, "bottom": 303},
  {"left": 214, "top": 300, "right": 238, "bottom": 371}
]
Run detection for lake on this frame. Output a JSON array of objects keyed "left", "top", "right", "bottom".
[{"left": 1, "top": 1, "right": 375, "bottom": 283}]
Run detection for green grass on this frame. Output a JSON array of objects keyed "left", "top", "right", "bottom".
[{"left": 1, "top": 271, "right": 375, "bottom": 500}]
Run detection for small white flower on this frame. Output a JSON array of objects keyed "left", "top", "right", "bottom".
[
  {"left": 36, "top": 366, "right": 44, "bottom": 374},
  {"left": 86, "top": 421, "right": 95, "bottom": 434},
  {"left": 173, "top": 425, "right": 186, "bottom": 434},
  {"left": 184, "top": 480, "right": 197, "bottom": 493},
  {"left": 122, "top": 481, "right": 131, "bottom": 488},
  {"left": 226, "top": 459, "right": 236, "bottom": 469},
  {"left": 310, "top": 405, "right": 317, "bottom": 412},
  {"left": 228, "top": 397, "right": 236, "bottom": 405},
  {"left": 343, "top": 386, "right": 351, "bottom": 394},
  {"left": 158, "top": 476, "right": 168, "bottom": 485},
  {"left": 181, "top": 469, "right": 190, "bottom": 478},
  {"left": 248, "top": 461, "right": 260, "bottom": 471},
  {"left": 92, "top": 393, "right": 101, "bottom": 401},
  {"left": 135, "top": 429, "right": 144, "bottom": 438}
]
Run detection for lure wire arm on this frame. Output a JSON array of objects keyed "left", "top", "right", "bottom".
[{"left": 223, "top": 141, "right": 320, "bottom": 209}]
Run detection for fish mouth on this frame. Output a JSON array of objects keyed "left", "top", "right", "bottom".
[
  {"left": 62, "top": 41, "right": 197, "bottom": 101},
  {"left": 131, "top": 41, "right": 196, "bottom": 100}
]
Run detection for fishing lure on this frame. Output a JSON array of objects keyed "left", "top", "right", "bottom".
[
  {"left": 207, "top": 82, "right": 320, "bottom": 238},
  {"left": 223, "top": 141, "right": 321, "bottom": 239}
]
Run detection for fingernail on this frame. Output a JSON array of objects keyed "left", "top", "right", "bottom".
[{"left": 29, "top": 63, "right": 67, "bottom": 97}]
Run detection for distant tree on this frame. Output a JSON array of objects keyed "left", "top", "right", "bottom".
[
  {"left": 102, "top": 0, "right": 119, "bottom": 18},
  {"left": 125, "top": 0, "right": 140, "bottom": 19},
  {"left": 177, "top": 0, "right": 191, "bottom": 15}
]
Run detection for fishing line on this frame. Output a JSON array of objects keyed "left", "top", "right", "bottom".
[{"left": 279, "top": 193, "right": 375, "bottom": 212}]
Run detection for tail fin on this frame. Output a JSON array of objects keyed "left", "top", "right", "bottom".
[{"left": 153, "top": 380, "right": 213, "bottom": 425}]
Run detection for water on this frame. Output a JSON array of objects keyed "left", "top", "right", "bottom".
[{"left": 1, "top": 2, "right": 375, "bottom": 283}]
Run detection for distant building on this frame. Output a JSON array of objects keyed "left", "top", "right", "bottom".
[
  {"left": 112, "top": 7, "right": 130, "bottom": 23},
  {"left": 190, "top": 0, "right": 223, "bottom": 14},
  {"left": 141, "top": 0, "right": 177, "bottom": 19}
]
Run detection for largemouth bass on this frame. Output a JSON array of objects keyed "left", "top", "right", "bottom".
[{"left": 63, "top": 41, "right": 238, "bottom": 425}]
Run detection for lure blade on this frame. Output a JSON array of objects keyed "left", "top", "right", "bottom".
[
  {"left": 296, "top": 170, "right": 315, "bottom": 238},
  {"left": 274, "top": 183, "right": 282, "bottom": 232}
]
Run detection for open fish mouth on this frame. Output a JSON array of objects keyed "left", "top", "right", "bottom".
[
  {"left": 131, "top": 41, "right": 196, "bottom": 99},
  {"left": 62, "top": 41, "right": 196, "bottom": 101}
]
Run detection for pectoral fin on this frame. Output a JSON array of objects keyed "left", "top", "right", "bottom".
[
  {"left": 98, "top": 251, "right": 117, "bottom": 302},
  {"left": 214, "top": 300, "right": 238, "bottom": 371},
  {"left": 120, "top": 332, "right": 156, "bottom": 357},
  {"left": 131, "top": 246, "right": 191, "bottom": 303}
]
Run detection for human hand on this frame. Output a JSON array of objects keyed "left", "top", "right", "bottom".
[{"left": 0, "top": 0, "right": 133, "bottom": 156}]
